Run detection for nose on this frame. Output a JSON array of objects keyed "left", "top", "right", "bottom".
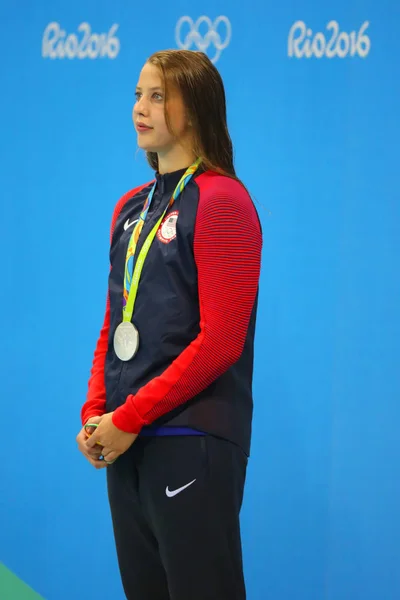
[{"left": 133, "top": 95, "right": 149, "bottom": 117}]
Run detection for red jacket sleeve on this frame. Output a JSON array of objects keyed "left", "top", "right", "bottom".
[
  {"left": 80, "top": 293, "right": 110, "bottom": 426},
  {"left": 80, "top": 185, "right": 150, "bottom": 426},
  {"left": 112, "top": 176, "right": 263, "bottom": 433}
]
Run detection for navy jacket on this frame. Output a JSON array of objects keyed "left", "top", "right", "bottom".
[{"left": 81, "top": 167, "right": 262, "bottom": 455}]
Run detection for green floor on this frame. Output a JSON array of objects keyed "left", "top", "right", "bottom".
[{"left": 0, "top": 564, "right": 44, "bottom": 600}]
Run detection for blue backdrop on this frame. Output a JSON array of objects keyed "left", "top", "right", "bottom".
[{"left": 1, "top": 1, "right": 399, "bottom": 599}]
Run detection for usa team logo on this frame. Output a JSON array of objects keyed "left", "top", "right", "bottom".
[
  {"left": 175, "top": 16, "right": 231, "bottom": 63},
  {"left": 157, "top": 211, "right": 179, "bottom": 244}
]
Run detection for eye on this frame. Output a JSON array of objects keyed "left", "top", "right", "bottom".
[
  {"left": 135, "top": 91, "right": 142, "bottom": 101},
  {"left": 153, "top": 92, "right": 163, "bottom": 101}
]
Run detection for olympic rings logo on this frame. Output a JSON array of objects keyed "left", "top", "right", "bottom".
[{"left": 175, "top": 16, "right": 232, "bottom": 63}]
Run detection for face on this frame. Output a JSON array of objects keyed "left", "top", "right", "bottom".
[{"left": 133, "top": 62, "right": 189, "bottom": 154}]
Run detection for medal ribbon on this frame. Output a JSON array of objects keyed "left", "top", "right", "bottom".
[{"left": 122, "top": 158, "right": 201, "bottom": 323}]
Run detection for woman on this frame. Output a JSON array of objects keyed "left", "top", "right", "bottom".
[{"left": 77, "top": 49, "right": 262, "bottom": 600}]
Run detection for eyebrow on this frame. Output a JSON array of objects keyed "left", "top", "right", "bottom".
[{"left": 136, "top": 86, "right": 163, "bottom": 91}]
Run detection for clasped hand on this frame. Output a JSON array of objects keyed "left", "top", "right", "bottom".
[{"left": 76, "top": 412, "right": 137, "bottom": 469}]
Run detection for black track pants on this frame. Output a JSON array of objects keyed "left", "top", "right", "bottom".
[{"left": 106, "top": 434, "right": 248, "bottom": 600}]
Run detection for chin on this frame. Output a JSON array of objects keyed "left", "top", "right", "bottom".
[
  {"left": 137, "top": 140, "right": 158, "bottom": 153},
  {"left": 137, "top": 134, "right": 171, "bottom": 154}
]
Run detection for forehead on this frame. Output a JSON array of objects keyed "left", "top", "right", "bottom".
[{"left": 137, "top": 62, "right": 163, "bottom": 88}]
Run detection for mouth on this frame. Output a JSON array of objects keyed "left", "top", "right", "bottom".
[{"left": 136, "top": 122, "right": 153, "bottom": 132}]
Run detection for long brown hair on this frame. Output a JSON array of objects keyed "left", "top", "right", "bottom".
[{"left": 145, "top": 49, "right": 238, "bottom": 180}]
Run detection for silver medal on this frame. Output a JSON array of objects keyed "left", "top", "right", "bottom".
[{"left": 113, "top": 322, "right": 140, "bottom": 361}]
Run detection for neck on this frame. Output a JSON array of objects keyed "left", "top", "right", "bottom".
[{"left": 157, "top": 143, "right": 196, "bottom": 174}]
